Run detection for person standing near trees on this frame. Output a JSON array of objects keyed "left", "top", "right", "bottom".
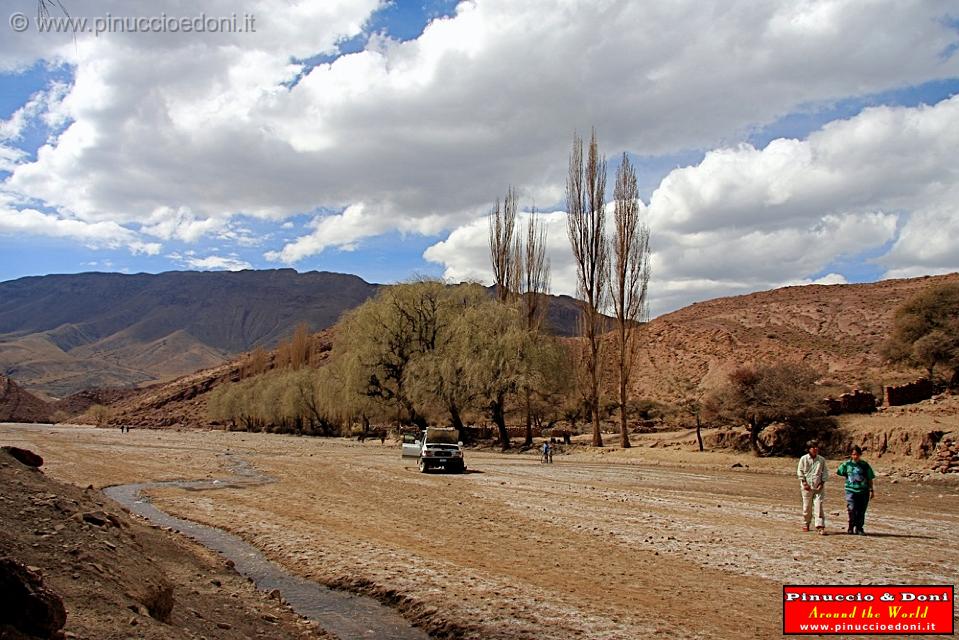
[
  {"left": 837, "top": 445, "right": 876, "bottom": 535},
  {"left": 797, "top": 441, "right": 828, "bottom": 535},
  {"left": 541, "top": 440, "right": 552, "bottom": 463}
]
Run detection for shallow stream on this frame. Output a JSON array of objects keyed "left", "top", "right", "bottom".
[{"left": 103, "top": 455, "right": 429, "bottom": 640}]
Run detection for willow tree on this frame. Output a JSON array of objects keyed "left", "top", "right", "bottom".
[
  {"left": 404, "top": 284, "right": 489, "bottom": 435},
  {"left": 566, "top": 130, "right": 608, "bottom": 447},
  {"left": 335, "top": 281, "right": 451, "bottom": 428},
  {"left": 610, "top": 154, "right": 650, "bottom": 448},
  {"left": 457, "top": 299, "right": 553, "bottom": 450},
  {"left": 333, "top": 280, "right": 496, "bottom": 431}
]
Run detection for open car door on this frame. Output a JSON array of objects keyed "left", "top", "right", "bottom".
[{"left": 401, "top": 432, "right": 422, "bottom": 458}]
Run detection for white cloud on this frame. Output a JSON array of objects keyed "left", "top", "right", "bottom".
[
  {"left": 880, "top": 204, "right": 959, "bottom": 279},
  {"left": 0, "top": 199, "right": 161, "bottom": 254},
  {"left": 1, "top": 0, "right": 957, "bottom": 263},
  {"left": 0, "top": 146, "right": 27, "bottom": 172},
  {"left": 426, "top": 95, "right": 959, "bottom": 316},
  {"left": 190, "top": 255, "right": 253, "bottom": 271},
  {"left": 265, "top": 203, "right": 392, "bottom": 262},
  {"left": 1, "top": 0, "right": 957, "bottom": 306},
  {"left": 140, "top": 207, "right": 226, "bottom": 242},
  {"left": 167, "top": 251, "right": 252, "bottom": 271}
]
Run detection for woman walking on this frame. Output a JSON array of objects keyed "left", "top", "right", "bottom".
[{"left": 837, "top": 445, "right": 876, "bottom": 535}]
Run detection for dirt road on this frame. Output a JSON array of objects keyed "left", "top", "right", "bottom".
[{"left": 4, "top": 423, "right": 957, "bottom": 639}]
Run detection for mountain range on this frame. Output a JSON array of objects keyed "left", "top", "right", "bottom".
[
  {"left": 0, "top": 269, "right": 587, "bottom": 398},
  {"left": 2, "top": 271, "right": 940, "bottom": 430}
]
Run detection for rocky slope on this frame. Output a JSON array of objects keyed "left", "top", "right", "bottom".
[
  {"left": 628, "top": 273, "right": 959, "bottom": 404},
  {"left": 0, "top": 447, "right": 322, "bottom": 639},
  {"left": 0, "top": 270, "right": 375, "bottom": 398},
  {"left": 0, "top": 374, "right": 51, "bottom": 423},
  {"left": 105, "top": 331, "right": 335, "bottom": 429}
]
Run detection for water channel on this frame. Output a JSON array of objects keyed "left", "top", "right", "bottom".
[{"left": 103, "top": 455, "right": 429, "bottom": 640}]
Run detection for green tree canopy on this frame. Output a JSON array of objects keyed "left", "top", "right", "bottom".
[
  {"left": 332, "top": 280, "right": 566, "bottom": 445},
  {"left": 883, "top": 282, "right": 959, "bottom": 387}
]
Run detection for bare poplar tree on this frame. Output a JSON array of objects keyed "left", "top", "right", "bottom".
[
  {"left": 488, "top": 186, "right": 521, "bottom": 449},
  {"left": 521, "top": 207, "right": 551, "bottom": 446},
  {"left": 488, "top": 186, "right": 519, "bottom": 303},
  {"left": 611, "top": 153, "right": 651, "bottom": 448},
  {"left": 566, "top": 130, "right": 608, "bottom": 447},
  {"left": 523, "top": 206, "right": 551, "bottom": 331}
]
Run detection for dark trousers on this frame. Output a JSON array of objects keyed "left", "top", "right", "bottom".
[{"left": 845, "top": 490, "right": 870, "bottom": 531}]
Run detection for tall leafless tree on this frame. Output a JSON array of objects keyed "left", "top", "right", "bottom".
[
  {"left": 611, "top": 153, "right": 650, "bottom": 448},
  {"left": 523, "top": 206, "right": 551, "bottom": 331},
  {"left": 487, "top": 186, "right": 520, "bottom": 448},
  {"left": 566, "top": 130, "right": 608, "bottom": 447},
  {"left": 520, "top": 207, "right": 551, "bottom": 446},
  {"left": 489, "top": 186, "right": 519, "bottom": 303}
]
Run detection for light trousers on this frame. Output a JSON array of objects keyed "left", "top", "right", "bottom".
[{"left": 801, "top": 486, "right": 825, "bottom": 528}]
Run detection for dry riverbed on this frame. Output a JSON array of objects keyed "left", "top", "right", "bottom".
[{"left": 4, "top": 423, "right": 958, "bottom": 639}]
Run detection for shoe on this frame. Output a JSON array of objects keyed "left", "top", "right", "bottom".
[
  {"left": 817, "top": 527, "right": 826, "bottom": 536},
  {"left": 847, "top": 527, "right": 854, "bottom": 534},
  {"left": 802, "top": 525, "right": 810, "bottom": 532},
  {"left": 856, "top": 529, "right": 866, "bottom": 536}
]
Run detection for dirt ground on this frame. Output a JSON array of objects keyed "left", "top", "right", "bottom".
[
  {"left": 0, "top": 443, "right": 326, "bottom": 640},
  {"left": 3, "top": 422, "right": 957, "bottom": 639}
]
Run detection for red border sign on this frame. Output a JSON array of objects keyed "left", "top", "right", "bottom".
[{"left": 784, "top": 585, "right": 954, "bottom": 635}]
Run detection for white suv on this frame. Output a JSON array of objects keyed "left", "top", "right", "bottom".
[{"left": 402, "top": 427, "right": 466, "bottom": 473}]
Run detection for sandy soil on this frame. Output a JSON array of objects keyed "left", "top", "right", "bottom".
[
  {"left": 3, "top": 422, "right": 957, "bottom": 639},
  {"left": 0, "top": 440, "right": 325, "bottom": 640}
]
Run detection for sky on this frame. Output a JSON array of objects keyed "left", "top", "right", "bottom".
[{"left": 0, "top": 0, "right": 957, "bottom": 317}]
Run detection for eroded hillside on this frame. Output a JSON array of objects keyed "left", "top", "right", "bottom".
[{"left": 629, "top": 273, "right": 958, "bottom": 403}]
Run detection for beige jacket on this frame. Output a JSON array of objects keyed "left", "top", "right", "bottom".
[{"left": 797, "top": 454, "right": 828, "bottom": 491}]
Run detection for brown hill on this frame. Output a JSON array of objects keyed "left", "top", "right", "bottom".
[
  {"left": 0, "top": 270, "right": 588, "bottom": 398},
  {"left": 0, "top": 269, "right": 376, "bottom": 398},
  {"left": 53, "top": 387, "right": 143, "bottom": 417},
  {"left": 629, "top": 273, "right": 959, "bottom": 404},
  {"left": 0, "top": 374, "right": 51, "bottom": 422},
  {"left": 106, "top": 331, "right": 335, "bottom": 429}
]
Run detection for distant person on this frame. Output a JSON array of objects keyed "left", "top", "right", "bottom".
[
  {"left": 541, "top": 441, "right": 551, "bottom": 463},
  {"left": 837, "top": 445, "right": 876, "bottom": 535},
  {"left": 797, "top": 440, "right": 828, "bottom": 535},
  {"left": 379, "top": 431, "right": 386, "bottom": 445}
]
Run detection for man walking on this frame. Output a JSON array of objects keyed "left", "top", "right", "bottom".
[{"left": 797, "top": 440, "right": 828, "bottom": 535}]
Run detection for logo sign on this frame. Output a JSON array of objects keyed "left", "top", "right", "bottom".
[{"left": 783, "top": 585, "right": 954, "bottom": 635}]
